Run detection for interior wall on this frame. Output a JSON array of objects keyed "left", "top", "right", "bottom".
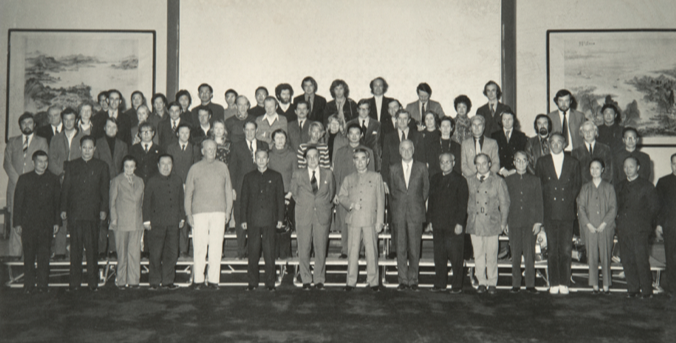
[
  {"left": 0, "top": 0, "right": 167, "bottom": 207},
  {"left": 179, "top": 0, "right": 502, "bottom": 118},
  {"left": 516, "top": 0, "right": 676, "bottom": 182}
]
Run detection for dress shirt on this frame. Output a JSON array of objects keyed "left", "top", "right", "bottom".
[
  {"left": 65, "top": 129, "right": 77, "bottom": 149},
  {"left": 402, "top": 159, "right": 413, "bottom": 188},
  {"left": 474, "top": 136, "right": 484, "bottom": 153},
  {"left": 504, "top": 129, "right": 512, "bottom": 142},
  {"left": 108, "top": 109, "right": 119, "bottom": 119},
  {"left": 143, "top": 142, "right": 153, "bottom": 152},
  {"left": 359, "top": 116, "right": 370, "bottom": 128},
  {"left": 200, "top": 124, "right": 210, "bottom": 136},
  {"left": 374, "top": 95, "right": 383, "bottom": 120},
  {"left": 308, "top": 167, "right": 320, "bottom": 185},
  {"left": 23, "top": 134, "right": 34, "bottom": 149},
  {"left": 551, "top": 151, "right": 564, "bottom": 179},
  {"left": 419, "top": 101, "right": 428, "bottom": 116},
  {"left": 264, "top": 114, "right": 279, "bottom": 126},
  {"left": 52, "top": 123, "right": 63, "bottom": 135},
  {"left": 477, "top": 172, "right": 489, "bottom": 181}
]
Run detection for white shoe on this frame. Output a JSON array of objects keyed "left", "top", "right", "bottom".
[
  {"left": 560, "top": 285, "right": 569, "bottom": 295},
  {"left": 549, "top": 285, "right": 559, "bottom": 294}
]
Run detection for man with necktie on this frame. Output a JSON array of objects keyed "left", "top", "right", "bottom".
[
  {"left": 346, "top": 99, "right": 382, "bottom": 171},
  {"left": 461, "top": 115, "right": 500, "bottom": 178},
  {"left": 158, "top": 102, "right": 191, "bottom": 150},
  {"left": 293, "top": 77, "right": 327, "bottom": 123},
  {"left": 547, "top": 89, "right": 585, "bottom": 152}
]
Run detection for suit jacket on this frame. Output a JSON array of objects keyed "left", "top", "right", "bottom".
[
  {"left": 4, "top": 134, "right": 49, "bottom": 211},
  {"left": 48, "top": 130, "right": 85, "bottom": 176},
  {"left": 60, "top": 158, "right": 110, "bottom": 222},
  {"left": 287, "top": 119, "right": 313, "bottom": 155},
  {"left": 367, "top": 96, "right": 394, "bottom": 123},
  {"left": 405, "top": 100, "right": 445, "bottom": 124},
  {"left": 190, "top": 102, "right": 225, "bottom": 126},
  {"left": 475, "top": 102, "right": 513, "bottom": 138},
  {"left": 190, "top": 125, "right": 211, "bottom": 149},
  {"left": 427, "top": 171, "right": 468, "bottom": 229},
  {"left": 380, "top": 129, "right": 424, "bottom": 187},
  {"left": 157, "top": 115, "right": 191, "bottom": 150},
  {"left": 323, "top": 98, "right": 358, "bottom": 125},
  {"left": 338, "top": 171, "right": 385, "bottom": 227},
  {"left": 656, "top": 173, "right": 676, "bottom": 229},
  {"left": 229, "top": 139, "right": 269, "bottom": 195},
  {"left": 166, "top": 141, "right": 201, "bottom": 183},
  {"left": 526, "top": 135, "right": 550, "bottom": 175},
  {"left": 290, "top": 168, "right": 336, "bottom": 226},
  {"left": 36, "top": 124, "right": 58, "bottom": 145},
  {"left": 129, "top": 142, "right": 164, "bottom": 183},
  {"left": 389, "top": 161, "right": 430, "bottom": 224},
  {"left": 240, "top": 168, "right": 285, "bottom": 227},
  {"left": 466, "top": 173, "right": 510, "bottom": 236},
  {"left": 571, "top": 142, "right": 614, "bottom": 184},
  {"left": 548, "top": 109, "right": 585, "bottom": 150},
  {"left": 93, "top": 111, "right": 132, "bottom": 146},
  {"left": 143, "top": 173, "right": 185, "bottom": 226},
  {"left": 460, "top": 137, "right": 500, "bottom": 177},
  {"left": 293, "top": 94, "right": 327, "bottom": 123},
  {"left": 109, "top": 173, "right": 144, "bottom": 231},
  {"left": 535, "top": 153, "right": 581, "bottom": 222},
  {"left": 12, "top": 170, "right": 61, "bottom": 229},
  {"left": 346, "top": 117, "right": 382, "bottom": 171},
  {"left": 491, "top": 129, "right": 528, "bottom": 172},
  {"left": 93, "top": 137, "right": 128, "bottom": 179}
]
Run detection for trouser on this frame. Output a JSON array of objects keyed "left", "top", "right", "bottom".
[
  {"left": 148, "top": 225, "right": 179, "bottom": 286},
  {"left": 179, "top": 223, "right": 191, "bottom": 255},
  {"left": 618, "top": 228, "right": 653, "bottom": 295},
  {"left": 432, "top": 227, "right": 465, "bottom": 290},
  {"left": 545, "top": 220, "right": 573, "bottom": 287},
  {"left": 276, "top": 199, "right": 293, "bottom": 259},
  {"left": 192, "top": 212, "right": 226, "bottom": 284},
  {"left": 7, "top": 185, "right": 22, "bottom": 257},
  {"left": 52, "top": 220, "right": 68, "bottom": 256},
  {"left": 347, "top": 225, "right": 379, "bottom": 287},
  {"left": 113, "top": 230, "right": 142, "bottom": 286},
  {"left": 335, "top": 205, "right": 363, "bottom": 256},
  {"left": 22, "top": 226, "right": 52, "bottom": 289},
  {"left": 98, "top": 224, "right": 116, "bottom": 254},
  {"left": 471, "top": 234, "right": 499, "bottom": 287},
  {"left": 509, "top": 226, "right": 536, "bottom": 288},
  {"left": 395, "top": 221, "right": 423, "bottom": 286},
  {"left": 233, "top": 201, "right": 247, "bottom": 258},
  {"left": 70, "top": 220, "right": 100, "bottom": 288},
  {"left": 584, "top": 226, "right": 614, "bottom": 288},
  {"left": 297, "top": 221, "right": 330, "bottom": 284},
  {"left": 386, "top": 196, "right": 395, "bottom": 254},
  {"left": 247, "top": 225, "right": 276, "bottom": 287},
  {"left": 664, "top": 225, "right": 676, "bottom": 294}
]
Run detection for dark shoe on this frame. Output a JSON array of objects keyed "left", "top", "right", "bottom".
[
  {"left": 117, "top": 285, "right": 126, "bottom": 290},
  {"left": 338, "top": 254, "right": 347, "bottom": 259},
  {"left": 510, "top": 287, "right": 520, "bottom": 294},
  {"left": 108, "top": 252, "right": 117, "bottom": 259},
  {"left": 603, "top": 290, "right": 611, "bottom": 296},
  {"left": 191, "top": 283, "right": 203, "bottom": 291},
  {"left": 526, "top": 287, "right": 538, "bottom": 294},
  {"left": 476, "top": 285, "right": 487, "bottom": 294},
  {"left": 267, "top": 286, "right": 276, "bottom": 292},
  {"left": 37, "top": 287, "right": 50, "bottom": 294},
  {"left": 315, "top": 283, "right": 325, "bottom": 290},
  {"left": 371, "top": 286, "right": 380, "bottom": 292},
  {"left": 66, "top": 286, "right": 79, "bottom": 293},
  {"left": 410, "top": 284, "right": 419, "bottom": 292},
  {"left": 89, "top": 287, "right": 98, "bottom": 292},
  {"left": 53, "top": 254, "right": 66, "bottom": 261},
  {"left": 149, "top": 285, "right": 160, "bottom": 291},
  {"left": 246, "top": 285, "right": 257, "bottom": 291},
  {"left": 626, "top": 292, "right": 638, "bottom": 299},
  {"left": 592, "top": 289, "right": 600, "bottom": 295},
  {"left": 430, "top": 287, "right": 446, "bottom": 292},
  {"left": 141, "top": 252, "right": 149, "bottom": 259},
  {"left": 359, "top": 253, "right": 365, "bottom": 259},
  {"left": 397, "top": 284, "right": 408, "bottom": 291},
  {"left": 488, "top": 286, "right": 497, "bottom": 295},
  {"left": 345, "top": 286, "right": 354, "bottom": 292},
  {"left": 450, "top": 288, "right": 463, "bottom": 294},
  {"left": 207, "top": 283, "right": 220, "bottom": 290},
  {"left": 387, "top": 252, "right": 397, "bottom": 260},
  {"left": 129, "top": 285, "right": 140, "bottom": 290},
  {"left": 98, "top": 253, "right": 107, "bottom": 261},
  {"left": 164, "top": 284, "right": 180, "bottom": 290},
  {"left": 640, "top": 293, "right": 654, "bottom": 299},
  {"left": 302, "top": 283, "right": 312, "bottom": 291}
]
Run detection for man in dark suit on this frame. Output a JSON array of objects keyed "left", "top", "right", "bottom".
[
  {"left": 229, "top": 121, "right": 270, "bottom": 259},
  {"left": 475, "top": 81, "right": 513, "bottom": 138},
  {"left": 94, "top": 118, "right": 128, "bottom": 180},
  {"left": 492, "top": 111, "right": 528, "bottom": 178},
  {"left": 287, "top": 101, "right": 314, "bottom": 154},
  {"left": 289, "top": 147, "right": 335, "bottom": 290},
  {"left": 130, "top": 122, "right": 164, "bottom": 183},
  {"left": 13, "top": 150, "right": 61, "bottom": 293},
  {"left": 61, "top": 135, "right": 110, "bottom": 291},
  {"left": 656, "top": 153, "right": 676, "bottom": 299},
  {"left": 275, "top": 83, "right": 296, "bottom": 121},
  {"left": 347, "top": 99, "right": 382, "bottom": 171},
  {"left": 366, "top": 77, "right": 394, "bottom": 125},
  {"left": 526, "top": 114, "right": 552, "bottom": 174},
  {"left": 93, "top": 89, "right": 132, "bottom": 146},
  {"left": 225, "top": 96, "right": 257, "bottom": 144},
  {"left": 613, "top": 127, "right": 652, "bottom": 185},
  {"left": 427, "top": 153, "right": 468, "bottom": 293},
  {"left": 240, "top": 149, "right": 285, "bottom": 291},
  {"left": 390, "top": 140, "right": 429, "bottom": 291},
  {"left": 548, "top": 89, "right": 585, "bottom": 152},
  {"left": 143, "top": 154, "right": 185, "bottom": 290},
  {"left": 190, "top": 83, "right": 225, "bottom": 125},
  {"left": 36, "top": 105, "right": 63, "bottom": 145},
  {"left": 572, "top": 121, "right": 614, "bottom": 184},
  {"left": 191, "top": 107, "right": 212, "bottom": 149},
  {"left": 157, "top": 102, "right": 191, "bottom": 150},
  {"left": 535, "top": 133, "right": 581, "bottom": 295},
  {"left": 293, "top": 76, "right": 327, "bottom": 123},
  {"left": 405, "top": 82, "right": 445, "bottom": 125}
]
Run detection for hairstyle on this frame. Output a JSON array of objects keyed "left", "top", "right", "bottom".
[
  {"left": 97, "top": 91, "right": 109, "bottom": 101},
  {"left": 209, "top": 120, "right": 227, "bottom": 139},
  {"left": 622, "top": 127, "right": 639, "bottom": 138},
  {"left": 167, "top": 101, "right": 182, "bottom": 112},
  {"left": 18, "top": 112, "right": 34, "bottom": 126},
  {"left": 243, "top": 120, "right": 258, "bottom": 130},
  {"left": 474, "top": 152, "right": 491, "bottom": 165},
  {"left": 309, "top": 121, "right": 325, "bottom": 133},
  {"left": 77, "top": 101, "right": 94, "bottom": 117},
  {"left": 275, "top": 83, "right": 294, "bottom": 100},
  {"left": 197, "top": 106, "right": 213, "bottom": 118},
  {"left": 326, "top": 114, "right": 345, "bottom": 135},
  {"left": 198, "top": 83, "right": 213, "bottom": 93},
  {"left": 483, "top": 80, "right": 503, "bottom": 99},
  {"left": 157, "top": 153, "right": 174, "bottom": 164},
  {"left": 346, "top": 122, "right": 363, "bottom": 135},
  {"left": 175, "top": 89, "right": 192, "bottom": 107},
  {"left": 295, "top": 99, "right": 309, "bottom": 110},
  {"left": 105, "top": 117, "right": 118, "bottom": 128},
  {"left": 176, "top": 122, "right": 192, "bottom": 133},
  {"left": 130, "top": 90, "right": 146, "bottom": 107},
  {"left": 389, "top": 99, "right": 402, "bottom": 109},
  {"left": 255, "top": 149, "right": 269, "bottom": 158},
  {"left": 303, "top": 145, "right": 320, "bottom": 158},
  {"left": 264, "top": 96, "right": 278, "bottom": 106},
  {"left": 236, "top": 95, "right": 251, "bottom": 108},
  {"left": 201, "top": 138, "right": 216, "bottom": 149},
  {"left": 670, "top": 152, "right": 676, "bottom": 163},
  {"left": 107, "top": 89, "right": 122, "bottom": 99},
  {"left": 438, "top": 152, "right": 456, "bottom": 162},
  {"left": 353, "top": 147, "right": 370, "bottom": 159},
  {"left": 589, "top": 157, "right": 605, "bottom": 171},
  {"left": 151, "top": 93, "right": 168, "bottom": 112},
  {"left": 399, "top": 139, "right": 415, "bottom": 151},
  {"left": 136, "top": 104, "right": 151, "bottom": 117},
  {"left": 470, "top": 114, "right": 486, "bottom": 126},
  {"left": 369, "top": 77, "right": 389, "bottom": 94},
  {"left": 533, "top": 114, "right": 553, "bottom": 134},
  {"left": 60, "top": 107, "right": 78, "bottom": 120},
  {"left": 122, "top": 155, "right": 137, "bottom": 166},
  {"left": 357, "top": 98, "right": 370, "bottom": 109},
  {"left": 255, "top": 86, "right": 269, "bottom": 97},
  {"left": 416, "top": 82, "right": 432, "bottom": 96},
  {"left": 423, "top": 111, "right": 439, "bottom": 128},
  {"left": 301, "top": 76, "right": 318, "bottom": 91},
  {"left": 454, "top": 95, "right": 472, "bottom": 113},
  {"left": 271, "top": 128, "right": 288, "bottom": 143},
  {"left": 579, "top": 120, "right": 598, "bottom": 134},
  {"left": 439, "top": 116, "right": 455, "bottom": 130},
  {"left": 32, "top": 150, "right": 48, "bottom": 161},
  {"left": 513, "top": 150, "right": 529, "bottom": 161},
  {"left": 48, "top": 104, "right": 63, "bottom": 115},
  {"left": 225, "top": 88, "right": 238, "bottom": 98},
  {"left": 553, "top": 89, "right": 578, "bottom": 110},
  {"left": 139, "top": 121, "right": 155, "bottom": 133},
  {"left": 624, "top": 155, "right": 640, "bottom": 167},
  {"left": 600, "top": 103, "right": 621, "bottom": 124},
  {"left": 329, "top": 79, "right": 350, "bottom": 99},
  {"left": 549, "top": 132, "right": 566, "bottom": 142},
  {"left": 80, "top": 135, "right": 96, "bottom": 146},
  {"left": 395, "top": 109, "right": 411, "bottom": 120}
]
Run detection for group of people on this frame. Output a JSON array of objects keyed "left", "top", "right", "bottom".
[{"left": 5, "top": 77, "right": 675, "bottom": 299}]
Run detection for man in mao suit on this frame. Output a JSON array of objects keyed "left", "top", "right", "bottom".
[
  {"left": 347, "top": 99, "right": 382, "bottom": 171},
  {"left": 535, "top": 133, "right": 581, "bottom": 295},
  {"left": 548, "top": 89, "right": 585, "bottom": 151},
  {"left": 405, "top": 82, "right": 445, "bottom": 124},
  {"left": 475, "top": 81, "right": 513, "bottom": 138},
  {"left": 293, "top": 77, "right": 327, "bottom": 123},
  {"left": 461, "top": 115, "right": 500, "bottom": 178},
  {"left": 389, "top": 140, "right": 429, "bottom": 291},
  {"left": 290, "top": 147, "right": 336, "bottom": 289},
  {"left": 655, "top": 153, "right": 676, "bottom": 298},
  {"left": 366, "top": 77, "right": 394, "bottom": 125},
  {"left": 287, "top": 101, "right": 314, "bottom": 154},
  {"left": 4, "top": 112, "right": 49, "bottom": 259},
  {"left": 338, "top": 148, "right": 385, "bottom": 291}
]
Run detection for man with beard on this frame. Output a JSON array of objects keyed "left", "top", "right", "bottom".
[
  {"left": 526, "top": 114, "right": 552, "bottom": 174},
  {"left": 275, "top": 83, "right": 296, "bottom": 121},
  {"left": 547, "top": 89, "right": 585, "bottom": 152}
]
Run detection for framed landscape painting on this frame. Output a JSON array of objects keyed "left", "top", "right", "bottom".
[
  {"left": 5, "top": 29, "right": 155, "bottom": 141},
  {"left": 547, "top": 29, "right": 676, "bottom": 147}
]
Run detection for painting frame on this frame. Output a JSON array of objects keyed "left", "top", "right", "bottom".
[
  {"left": 5, "top": 29, "right": 156, "bottom": 142},
  {"left": 546, "top": 29, "right": 676, "bottom": 147}
]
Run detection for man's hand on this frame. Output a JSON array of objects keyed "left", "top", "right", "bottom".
[
  {"left": 276, "top": 221, "right": 284, "bottom": 229},
  {"left": 100, "top": 211, "right": 107, "bottom": 221},
  {"left": 232, "top": 190, "right": 237, "bottom": 201},
  {"left": 454, "top": 224, "right": 463, "bottom": 235},
  {"left": 61, "top": 212, "right": 67, "bottom": 220},
  {"left": 533, "top": 223, "right": 542, "bottom": 235},
  {"left": 353, "top": 203, "right": 361, "bottom": 211},
  {"left": 586, "top": 223, "right": 597, "bottom": 233},
  {"left": 333, "top": 195, "right": 340, "bottom": 205},
  {"left": 241, "top": 222, "right": 248, "bottom": 230},
  {"left": 383, "top": 183, "right": 390, "bottom": 195},
  {"left": 53, "top": 225, "right": 59, "bottom": 235},
  {"left": 502, "top": 224, "right": 509, "bottom": 235},
  {"left": 187, "top": 215, "right": 194, "bottom": 228},
  {"left": 179, "top": 220, "right": 185, "bottom": 229},
  {"left": 597, "top": 222, "right": 607, "bottom": 233},
  {"left": 376, "top": 222, "right": 384, "bottom": 233},
  {"left": 425, "top": 223, "right": 433, "bottom": 233},
  {"left": 15, "top": 226, "right": 22, "bottom": 236},
  {"left": 143, "top": 221, "right": 151, "bottom": 230},
  {"left": 656, "top": 225, "right": 664, "bottom": 241}
]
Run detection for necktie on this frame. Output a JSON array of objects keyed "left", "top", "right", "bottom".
[
  {"left": 588, "top": 143, "right": 593, "bottom": 155},
  {"left": 400, "top": 131, "right": 405, "bottom": 142},
  {"left": 55, "top": 126, "right": 60, "bottom": 134},
  {"left": 542, "top": 138, "right": 550, "bottom": 155},
  {"left": 300, "top": 120, "right": 304, "bottom": 129},
  {"left": 362, "top": 119, "right": 367, "bottom": 133},
  {"left": 248, "top": 140, "right": 254, "bottom": 161},
  {"left": 490, "top": 104, "right": 495, "bottom": 116},
  {"left": 421, "top": 103, "right": 426, "bottom": 116},
  {"left": 506, "top": 130, "right": 511, "bottom": 143},
  {"left": 561, "top": 111, "right": 569, "bottom": 145},
  {"left": 475, "top": 138, "right": 482, "bottom": 153},
  {"left": 311, "top": 170, "right": 318, "bottom": 194},
  {"left": 23, "top": 136, "right": 28, "bottom": 156},
  {"left": 181, "top": 144, "right": 186, "bottom": 152},
  {"left": 144, "top": 144, "right": 148, "bottom": 153},
  {"left": 480, "top": 175, "right": 485, "bottom": 183},
  {"left": 306, "top": 96, "right": 312, "bottom": 113},
  {"left": 172, "top": 120, "right": 177, "bottom": 131}
]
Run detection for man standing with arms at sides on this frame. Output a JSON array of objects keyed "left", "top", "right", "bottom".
[
  {"left": 475, "top": 81, "right": 513, "bottom": 138},
  {"left": 275, "top": 83, "right": 296, "bottom": 121},
  {"left": 185, "top": 139, "right": 233, "bottom": 290},
  {"left": 225, "top": 96, "right": 257, "bottom": 144},
  {"left": 61, "top": 136, "right": 110, "bottom": 291},
  {"left": 366, "top": 77, "right": 394, "bottom": 126},
  {"left": 191, "top": 83, "right": 224, "bottom": 125},
  {"left": 287, "top": 100, "right": 314, "bottom": 154},
  {"left": 256, "top": 96, "right": 288, "bottom": 145},
  {"left": 240, "top": 149, "right": 285, "bottom": 291},
  {"left": 548, "top": 89, "right": 585, "bottom": 152},
  {"left": 535, "top": 133, "right": 581, "bottom": 295},
  {"left": 249, "top": 87, "right": 269, "bottom": 118},
  {"left": 36, "top": 105, "right": 63, "bottom": 145},
  {"left": 655, "top": 153, "right": 676, "bottom": 299},
  {"left": 143, "top": 154, "right": 185, "bottom": 290},
  {"left": 13, "top": 150, "right": 61, "bottom": 293},
  {"left": 390, "top": 140, "right": 429, "bottom": 291},
  {"left": 4, "top": 112, "right": 49, "bottom": 259},
  {"left": 461, "top": 115, "right": 500, "bottom": 178},
  {"left": 229, "top": 121, "right": 270, "bottom": 259},
  {"left": 338, "top": 148, "right": 385, "bottom": 292},
  {"left": 289, "top": 147, "right": 335, "bottom": 290},
  {"left": 613, "top": 127, "right": 652, "bottom": 186},
  {"left": 158, "top": 102, "right": 190, "bottom": 150},
  {"left": 526, "top": 114, "right": 552, "bottom": 174},
  {"left": 223, "top": 89, "right": 239, "bottom": 121},
  {"left": 427, "top": 153, "right": 468, "bottom": 293},
  {"left": 332, "top": 124, "right": 375, "bottom": 258},
  {"left": 615, "top": 156, "right": 660, "bottom": 299},
  {"left": 347, "top": 99, "right": 381, "bottom": 171},
  {"left": 293, "top": 76, "right": 327, "bottom": 123}
]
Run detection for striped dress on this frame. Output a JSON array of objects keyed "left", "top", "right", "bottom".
[{"left": 297, "top": 142, "right": 330, "bottom": 169}]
